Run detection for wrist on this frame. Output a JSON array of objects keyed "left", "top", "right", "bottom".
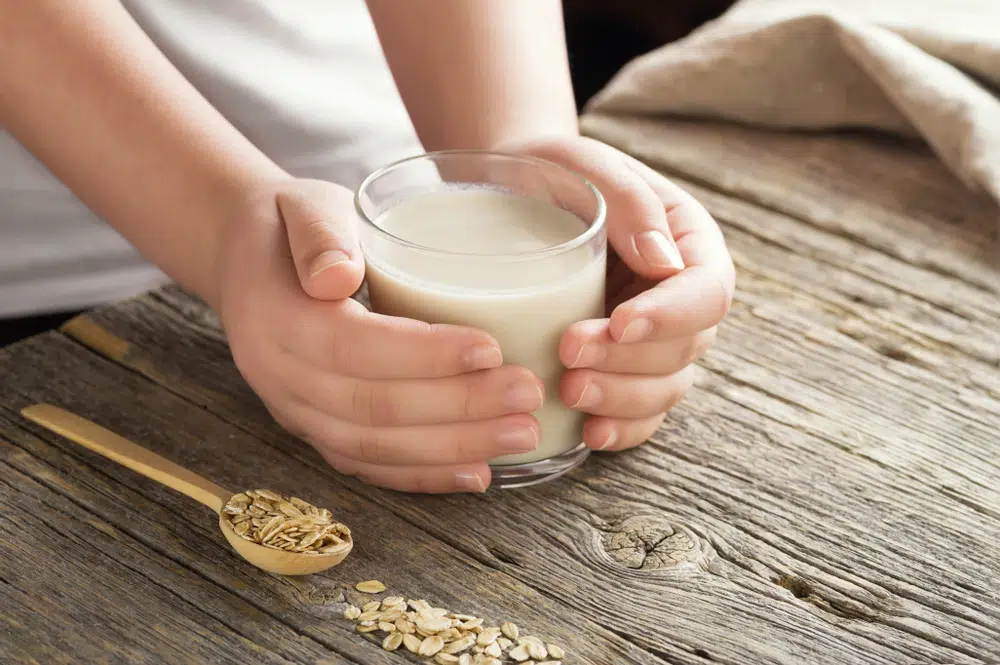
[{"left": 484, "top": 115, "right": 580, "bottom": 153}]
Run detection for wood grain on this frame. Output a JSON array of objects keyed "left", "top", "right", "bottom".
[
  {"left": 47, "top": 162, "right": 1000, "bottom": 665},
  {"left": 580, "top": 115, "right": 1000, "bottom": 292},
  {"left": 2, "top": 118, "right": 998, "bottom": 664},
  {"left": 68, "top": 288, "right": 1000, "bottom": 664},
  {"left": 0, "top": 333, "right": 656, "bottom": 665},
  {"left": 0, "top": 448, "right": 317, "bottom": 665}
]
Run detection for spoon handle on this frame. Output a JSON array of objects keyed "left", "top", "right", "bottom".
[{"left": 21, "top": 404, "right": 232, "bottom": 513}]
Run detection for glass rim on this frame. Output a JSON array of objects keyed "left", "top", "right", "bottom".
[{"left": 354, "top": 149, "right": 607, "bottom": 260}]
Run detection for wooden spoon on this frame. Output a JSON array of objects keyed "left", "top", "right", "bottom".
[{"left": 20, "top": 404, "right": 352, "bottom": 576}]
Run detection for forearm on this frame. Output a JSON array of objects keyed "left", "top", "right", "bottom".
[
  {"left": 366, "top": 0, "right": 579, "bottom": 152},
  {"left": 0, "top": 1, "right": 288, "bottom": 309}
]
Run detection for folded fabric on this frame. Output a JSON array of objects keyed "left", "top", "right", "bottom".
[{"left": 586, "top": 0, "right": 1000, "bottom": 207}]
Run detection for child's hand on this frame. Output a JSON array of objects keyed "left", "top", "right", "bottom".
[
  {"left": 503, "top": 137, "right": 736, "bottom": 452},
  {"left": 215, "top": 179, "right": 543, "bottom": 493}
]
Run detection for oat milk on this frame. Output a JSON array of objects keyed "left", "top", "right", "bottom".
[{"left": 362, "top": 188, "right": 606, "bottom": 465}]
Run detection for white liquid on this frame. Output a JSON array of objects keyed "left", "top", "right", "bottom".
[{"left": 363, "top": 189, "right": 606, "bottom": 465}]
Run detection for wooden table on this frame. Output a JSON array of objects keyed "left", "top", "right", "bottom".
[{"left": 2, "top": 116, "right": 999, "bottom": 665}]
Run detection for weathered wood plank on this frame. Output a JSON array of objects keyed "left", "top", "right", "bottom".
[
  {"left": 687, "top": 187, "right": 1000, "bottom": 361},
  {"left": 0, "top": 332, "right": 657, "bottom": 665},
  {"left": 702, "top": 264, "right": 1000, "bottom": 501},
  {"left": 582, "top": 114, "right": 1000, "bottom": 512},
  {"left": 4, "top": 119, "right": 998, "bottom": 665},
  {"left": 0, "top": 452, "right": 318, "bottom": 665},
  {"left": 54, "top": 282, "right": 1000, "bottom": 664},
  {"left": 581, "top": 114, "right": 1000, "bottom": 292},
  {"left": 0, "top": 430, "right": 354, "bottom": 663}
]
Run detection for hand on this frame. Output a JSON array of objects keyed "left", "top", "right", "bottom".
[
  {"left": 215, "top": 179, "right": 543, "bottom": 493},
  {"left": 501, "top": 137, "right": 735, "bottom": 452}
]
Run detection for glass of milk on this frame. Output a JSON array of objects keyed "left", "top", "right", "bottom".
[{"left": 356, "top": 151, "right": 607, "bottom": 488}]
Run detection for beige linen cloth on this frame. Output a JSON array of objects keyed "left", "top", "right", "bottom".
[{"left": 585, "top": 0, "right": 1000, "bottom": 206}]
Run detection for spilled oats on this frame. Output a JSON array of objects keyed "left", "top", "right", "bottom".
[{"left": 343, "top": 580, "right": 568, "bottom": 663}]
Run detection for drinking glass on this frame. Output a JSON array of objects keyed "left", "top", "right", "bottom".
[{"left": 356, "top": 151, "right": 607, "bottom": 488}]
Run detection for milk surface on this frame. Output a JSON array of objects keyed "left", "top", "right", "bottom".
[{"left": 363, "top": 188, "right": 606, "bottom": 465}]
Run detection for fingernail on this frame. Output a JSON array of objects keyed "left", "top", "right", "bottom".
[
  {"left": 620, "top": 318, "right": 653, "bottom": 343},
  {"left": 463, "top": 345, "right": 503, "bottom": 371},
  {"left": 569, "top": 343, "right": 606, "bottom": 368},
  {"left": 495, "top": 426, "right": 538, "bottom": 453},
  {"left": 456, "top": 471, "right": 487, "bottom": 493},
  {"left": 597, "top": 428, "right": 618, "bottom": 450},
  {"left": 571, "top": 383, "right": 602, "bottom": 409},
  {"left": 505, "top": 381, "right": 543, "bottom": 412},
  {"left": 634, "top": 230, "right": 685, "bottom": 271},
  {"left": 309, "top": 250, "right": 351, "bottom": 278}
]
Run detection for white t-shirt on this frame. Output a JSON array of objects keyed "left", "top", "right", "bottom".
[{"left": 0, "top": 0, "right": 422, "bottom": 318}]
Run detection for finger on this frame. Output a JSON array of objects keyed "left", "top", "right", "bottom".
[
  {"left": 278, "top": 179, "right": 365, "bottom": 300},
  {"left": 287, "top": 401, "right": 540, "bottom": 465},
  {"left": 583, "top": 413, "right": 666, "bottom": 452},
  {"left": 280, "top": 358, "right": 544, "bottom": 426},
  {"left": 622, "top": 154, "right": 720, "bottom": 240},
  {"left": 609, "top": 263, "right": 735, "bottom": 341},
  {"left": 289, "top": 297, "right": 504, "bottom": 378},
  {"left": 560, "top": 365, "right": 695, "bottom": 418},
  {"left": 608, "top": 157, "right": 736, "bottom": 342},
  {"left": 507, "top": 137, "right": 685, "bottom": 278},
  {"left": 561, "top": 319, "right": 717, "bottom": 373},
  {"left": 321, "top": 450, "right": 492, "bottom": 494}
]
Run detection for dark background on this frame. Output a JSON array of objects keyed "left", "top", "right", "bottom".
[{"left": 564, "top": 0, "right": 735, "bottom": 109}]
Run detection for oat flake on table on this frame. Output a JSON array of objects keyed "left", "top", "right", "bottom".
[{"left": 343, "top": 580, "right": 566, "bottom": 664}]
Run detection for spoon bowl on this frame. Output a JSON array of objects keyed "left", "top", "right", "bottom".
[
  {"left": 21, "top": 404, "right": 352, "bottom": 576},
  {"left": 218, "top": 513, "right": 352, "bottom": 575}
]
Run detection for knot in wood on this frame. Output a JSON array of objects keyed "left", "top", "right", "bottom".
[{"left": 601, "top": 515, "right": 704, "bottom": 570}]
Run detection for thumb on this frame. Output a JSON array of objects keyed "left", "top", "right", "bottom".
[{"left": 276, "top": 179, "right": 365, "bottom": 300}]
